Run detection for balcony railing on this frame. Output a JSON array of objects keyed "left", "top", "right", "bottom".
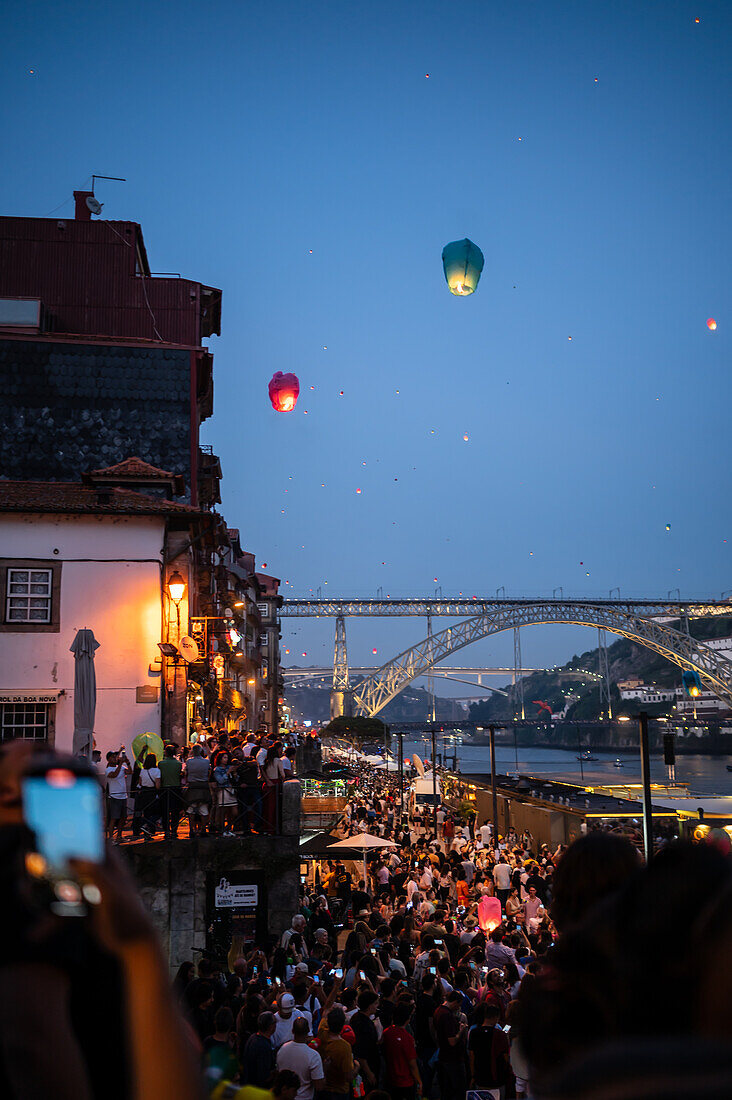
[{"left": 112, "top": 779, "right": 300, "bottom": 844}]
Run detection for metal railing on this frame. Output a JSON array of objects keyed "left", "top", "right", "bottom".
[{"left": 110, "top": 783, "right": 284, "bottom": 843}]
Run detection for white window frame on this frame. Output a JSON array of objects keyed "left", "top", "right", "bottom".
[
  {"left": 0, "top": 701, "right": 54, "bottom": 742},
  {"left": 6, "top": 567, "right": 53, "bottom": 624}
]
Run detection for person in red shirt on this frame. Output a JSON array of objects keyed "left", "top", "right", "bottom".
[{"left": 382, "top": 1002, "right": 422, "bottom": 1100}]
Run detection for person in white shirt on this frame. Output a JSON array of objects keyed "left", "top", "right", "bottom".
[
  {"left": 135, "top": 753, "right": 161, "bottom": 839},
  {"left": 105, "top": 749, "right": 131, "bottom": 841},
  {"left": 276, "top": 1018, "right": 324, "bottom": 1099},
  {"left": 419, "top": 867, "right": 434, "bottom": 892},
  {"left": 273, "top": 993, "right": 310, "bottom": 1050},
  {"left": 479, "top": 820, "right": 493, "bottom": 848},
  {"left": 242, "top": 734, "right": 258, "bottom": 758}
]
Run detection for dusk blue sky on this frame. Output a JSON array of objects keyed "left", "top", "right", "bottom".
[{"left": 4, "top": 2, "right": 731, "bottom": 689}]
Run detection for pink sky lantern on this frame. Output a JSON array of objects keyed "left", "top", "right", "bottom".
[
  {"left": 268, "top": 371, "right": 300, "bottom": 412},
  {"left": 478, "top": 895, "right": 502, "bottom": 933}
]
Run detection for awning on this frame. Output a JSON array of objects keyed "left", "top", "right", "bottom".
[
  {"left": 0, "top": 690, "right": 62, "bottom": 704},
  {"left": 299, "top": 830, "right": 343, "bottom": 858}
]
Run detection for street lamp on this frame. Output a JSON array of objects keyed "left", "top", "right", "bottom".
[
  {"left": 168, "top": 571, "right": 186, "bottom": 603},
  {"left": 167, "top": 570, "right": 186, "bottom": 634}
]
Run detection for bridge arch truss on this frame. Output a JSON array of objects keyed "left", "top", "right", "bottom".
[{"left": 350, "top": 601, "right": 732, "bottom": 717}]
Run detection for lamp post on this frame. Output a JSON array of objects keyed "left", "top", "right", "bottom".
[
  {"left": 489, "top": 725, "right": 499, "bottom": 850},
  {"left": 431, "top": 721, "right": 438, "bottom": 835},
  {"left": 638, "top": 711, "right": 654, "bottom": 863}
]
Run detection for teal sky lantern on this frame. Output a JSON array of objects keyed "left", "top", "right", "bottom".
[{"left": 442, "top": 237, "right": 484, "bottom": 296}]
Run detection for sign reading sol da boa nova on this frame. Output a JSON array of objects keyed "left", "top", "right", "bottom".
[
  {"left": 0, "top": 693, "right": 59, "bottom": 704},
  {"left": 214, "top": 878, "right": 259, "bottom": 909}
]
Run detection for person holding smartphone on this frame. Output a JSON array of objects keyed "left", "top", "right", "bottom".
[
  {"left": 0, "top": 742, "right": 202, "bottom": 1100},
  {"left": 105, "top": 748, "right": 131, "bottom": 842}
]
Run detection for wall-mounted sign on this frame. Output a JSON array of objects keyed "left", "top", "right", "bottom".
[
  {"left": 0, "top": 692, "right": 59, "bottom": 704},
  {"left": 213, "top": 654, "right": 225, "bottom": 680},
  {"left": 178, "top": 636, "right": 200, "bottom": 663},
  {"left": 214, "top": 877, "right": 258, "bottom": 909},
  {"left": 136, "top": 686, "right": 159, "bottom": 703}
]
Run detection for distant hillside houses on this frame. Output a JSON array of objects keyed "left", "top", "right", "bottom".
[{"left": 617, "top": 638, "right": 732, "bottom": 716}]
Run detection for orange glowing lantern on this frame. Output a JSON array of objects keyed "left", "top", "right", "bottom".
[
  {"left": 707, "top": 317, "right": 717, "bottom": 331},
  {"left": 268, "top": 372, "right": 300, "bottom": 412},
  {"left": 478, "top": 895, "right": 502, "bottom": 933}
]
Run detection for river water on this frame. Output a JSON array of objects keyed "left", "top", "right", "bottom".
[{"left": 399, "top": 738, "right": 732, "bottom": 797}]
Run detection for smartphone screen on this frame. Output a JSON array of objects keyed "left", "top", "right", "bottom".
[
  {"left": 334, "top": 968, "right": 343, "bottom": 979},
  {"left": 359, "top": 970, "right": 366, "bottom": 981},
  {"left": 434, "top": 939, "right": 443, "bottom": 945},
  {"left": 313, "top": 975, "right": 320, "bottom": 984},
  {"left": 23, "top": 771, "right": 104, "bottom": 870},
  {"left": 429, "top": 966, "right": 437, "bottom": 975}
]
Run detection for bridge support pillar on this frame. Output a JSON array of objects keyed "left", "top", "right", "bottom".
[{"left": 330, "top": 690, "right": 353, "bottom": 719}]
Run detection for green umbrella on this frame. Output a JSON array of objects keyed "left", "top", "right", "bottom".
[{"left": 131, "top": 732, "right": 165, "bottom": 763}]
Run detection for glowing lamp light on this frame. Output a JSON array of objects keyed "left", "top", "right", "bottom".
[
  {"left": 442, "top": 238, "right": 484, "bottom": 296},
  {"left": 167, "top": 570, "right": 186, "bottom": 603},
  {"left": 707, "top": 318, "right": 717, "bottom": 331},
  {"left": 269, "top": 371, "right": 300, "bottom": 412},
  {"left": 477, "top": 895, "right": 502, "bottom": 933}
]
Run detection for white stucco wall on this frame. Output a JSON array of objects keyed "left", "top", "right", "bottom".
[{"left": 1, "top": 513, "right": 165, "bottom": 759}]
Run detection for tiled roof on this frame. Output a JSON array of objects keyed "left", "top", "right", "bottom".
[
  {"left": 0, "top": 481, "right": 203, "bottom": 517},
  {"left": 88, "top": 457, "right": 178, "bottom": 480}
]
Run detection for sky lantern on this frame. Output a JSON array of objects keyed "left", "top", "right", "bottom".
[
  {"left": 442, "top": 238, "right": 484, "bottom": 296},
  {"left": 478, "top": 895, "right": 502, "bottom": 933},
  {"left": 268, "top": 371, "right": 300, "bottom": 412},
  {"left": 707, "top": 318, "right": 717, "bottom": 330}
]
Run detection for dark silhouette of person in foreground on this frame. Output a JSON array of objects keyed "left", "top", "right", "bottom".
[
  {"left": 0, "top": 740, "right": 203, "bottom": 1100},
  {"left": 518, "top": 836, "right": 732, "bottom": 1099}
]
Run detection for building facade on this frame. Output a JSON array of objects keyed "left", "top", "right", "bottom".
[{"left": 0, "top": 199, "right": 283, "bottom": 746}]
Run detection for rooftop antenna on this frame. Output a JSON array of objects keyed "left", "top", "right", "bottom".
[
  {"left": 91, "top": 175, "right": 127, "bottom": 190},
  {"left": 87, "top": 175, "right": 126, "bottom": 216}
]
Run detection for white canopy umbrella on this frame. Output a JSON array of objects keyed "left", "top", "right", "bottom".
[{"left": 328, "top": 833, "right": 396, "bottom": 884}]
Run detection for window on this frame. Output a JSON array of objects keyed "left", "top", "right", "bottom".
[
  {"left": 1, "top": 560, "right": 61, "bottom": 633},
  {"left": 0, "top": 702, "right": 53, "bottom": 742},
  {"left": 257, "top": 602, "right": 269, "bottom": 618},
  {"left": 259, "top": 632, "right": 269, "bottom": 649},
  {"left": 6, "top": 568, "right": 52, "bottom": 623}
]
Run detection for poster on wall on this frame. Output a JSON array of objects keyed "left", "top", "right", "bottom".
[{"left": 214, "top": 878, "right": 258, "bottom": 908}]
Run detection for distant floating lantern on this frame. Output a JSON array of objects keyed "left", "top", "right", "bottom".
[
  {"left": 478, "top": 895, "right": 502, "bottom": 933},
  {"left": 268, "top": 371, "right": 300, "bottom": 412},
  {"left": 665, "top": 524, "right": 671, "bottom": 531},
  {"left": 442, "top": 238, "right": 484, "bottom": 296},
  {"left": 707, "top": 317, "right": 717, "bottom": 330},
  {"left": 372, "top": 647, "right": 378, "bottom": 654}
]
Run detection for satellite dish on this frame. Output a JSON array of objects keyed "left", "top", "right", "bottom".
[
  {"left": 178, "top": 636, "right": 200, "bottom": 663},
  {"left": 412, "top": 753, "right": 426, "bottom": 777},
  {"left": 85, "top": 195, "right": 103, "bottom": 215}
]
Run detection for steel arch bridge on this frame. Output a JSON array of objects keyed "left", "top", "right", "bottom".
[{"left": 346, "top": 601, "right": 732, "bottom": 717}]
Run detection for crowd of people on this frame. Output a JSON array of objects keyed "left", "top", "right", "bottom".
[
  {"left": 101, "top": 728, "right": 298, "bottom": 841},
  {"left": 3, "top": 732, "right": 730, "bottom": 1100},
  {"left": 169, "top": 757, "right": 732, "bottom": 1100}
]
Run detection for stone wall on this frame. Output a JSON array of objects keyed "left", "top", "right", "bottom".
[
  {"left": 0, "top": 339, "right": 193, "bottom": 494},
  {"left": 122, "top": 780, "right": 302, "bottom": 968}
]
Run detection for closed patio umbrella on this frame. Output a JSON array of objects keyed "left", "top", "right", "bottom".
[{"left": 70, "top": 628, "right": 100, "bottom": 757}]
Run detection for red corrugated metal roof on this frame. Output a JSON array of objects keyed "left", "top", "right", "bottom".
[{"left": 0, "top": 216, "right": 221, "bottom": 344}]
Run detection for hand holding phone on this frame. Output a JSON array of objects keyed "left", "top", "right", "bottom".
[{"left": 22, "top": 755, "right": 104, "bottom": 916}]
